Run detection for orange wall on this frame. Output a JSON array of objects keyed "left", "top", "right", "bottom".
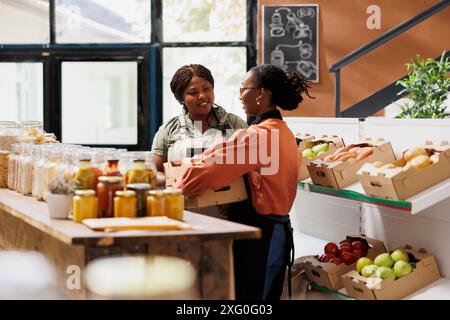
[{"left": 258, "top": 0, "right": 450, "bottom": 117}]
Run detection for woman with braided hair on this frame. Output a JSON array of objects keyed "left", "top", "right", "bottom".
[
  {"left": 175, "top": 64, "right": 312, "bottom": 300},
  {"left": 151, "top": 64, "right": 247, "bottom": 186}
]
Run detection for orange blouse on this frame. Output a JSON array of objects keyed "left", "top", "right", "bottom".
[{"left": 174, "top": 118, "right": 300, "bottom": 215}]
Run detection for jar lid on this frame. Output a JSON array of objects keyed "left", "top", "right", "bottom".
[
  {"left": 127, "top": 183, "right": 151, "bottom": 191},
  {"left": 116, "top": 190, "right": 136, "bottom": 197},
  {"left": 16, "top": 136, "right": 37, "bottom": 144},
  {"left": 98, "top": 176, "right": 123, "bottom": 184},
  {"left": 148, "top": 190, "right": 164, "bottom": 196},
  {"left": 75, "top": 190, "right": 96, "bottom": 196},
  {"left": 164, "top": 188, "right": 183, "bottom": 195}
]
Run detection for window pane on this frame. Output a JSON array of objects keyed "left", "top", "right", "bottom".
[
  {"left": 55, "top": 0, "right": 150, "bottom": 43},
  {"left": 0, "top": 0, "right": 49, "bottom": 44},
  {"left": 163, "top": 0, "right": 246, "bottom": 42},
  {"left": 163, "top": 47, "right": 247, "bottom": 123},
  {"left": 61, "top": 62, "right": 138, "bottom": 145},
  {"left": 0, "top": 62, "right": 43, "bottom": 122}
]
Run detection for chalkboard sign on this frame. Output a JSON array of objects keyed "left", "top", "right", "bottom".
[{"left": 262, "top": 5, "right": 319, "bottom": 82}]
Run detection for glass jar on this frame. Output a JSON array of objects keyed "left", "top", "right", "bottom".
[
  {"left": 127, "top": 183, "right": 151, "bottom": 217},
  {"left": 146, "top": 190, "right": 166, "bottom": 217},
  {"left": 135, "top": 151, "right": 157, "bottom": 189},
  {"left": 164, "top": 189, "right": 184, "bottom": 221},
  {"left": 41, "top": 149, "right": 59, "bottom": 197},
  {"left": 7, "top": 144, "right": 20, "bottom": 190},
  {"left": 126, "top": 159, "right": 150, "bottom": 184},
  {"left": 18, "top": 144, "right": 34, "bottom": 195},
  {"left": 21, "top": 121, "right": 44, "bottom": 144},
  {"left": 114, "top": 190, "right": 137, "bottom": 218},
  {"left": 74, "top": 153, "right": 96, "bottom": 190},
  {"left": 104, "top": 151, "right": 122, "bottom": 177},
  {"left": 97, "top": 176, "right": 123, "bottom": 218},
  {"left": 0, "top": 121, "right": 20, "bottom": 151},
  {"left": 0, "top": 151, "right": 9, "bottom": 188},
  {"left": 73, "top": 190, "right": 98, "bottom": 223}
]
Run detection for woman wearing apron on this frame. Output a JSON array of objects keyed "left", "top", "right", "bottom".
[
  {"left": 151, "top": 64, "right": 248, "bottom": 186},
  {"left": 175, "top": 64, "right": 312, "bottom": 300}
]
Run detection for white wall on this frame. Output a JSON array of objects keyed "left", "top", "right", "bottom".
[{"left": 287, "top": 117, "right": 450, "bottom": 280}]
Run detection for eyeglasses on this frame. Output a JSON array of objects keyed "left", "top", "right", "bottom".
[{"left": 239, "top": 87, "right": 259, "bottom": 96}]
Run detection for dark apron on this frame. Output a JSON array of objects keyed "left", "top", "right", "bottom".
[{"left": 227, "top": 197, "right": 294, "bottom": 300}]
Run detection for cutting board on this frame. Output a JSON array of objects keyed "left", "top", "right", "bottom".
[{"left": 82, "top": 217, "right": 193, "bottom": 231}]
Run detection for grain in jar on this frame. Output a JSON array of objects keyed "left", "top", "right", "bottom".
[
  {"left": 7, "top": 144, "right": 20, "bottom": 190},
  {"left": 0, "top": 151, "right": 9, "bottom": 188}
]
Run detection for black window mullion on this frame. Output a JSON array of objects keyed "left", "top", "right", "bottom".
[{"left": 49, "top": 0, "right": 56, "bottom": 45}]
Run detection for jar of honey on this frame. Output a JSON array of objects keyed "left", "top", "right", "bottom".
[
  {"left": 126, "top": 159, "right": 149, "bottom": 184},
  {"left": 74, "top": 154, "right": 96, "bottom": 190},
  {"left": 146, "top": 190, "right": 166, "bottom": 217},
  {"left": 73, "top": 190, "right": 98, "bottom": 223},
  {"left": 127, "top": 183, "right": 151, "bottom": 217},
  {"left": 97, "top": 176, "right": 123, "bottom": 218},
  {"left": 164, "top": 188, "right": 184, "bottom": 221},
  {"left": 114, "top": 190, "right": 137, "bottom": 218}
]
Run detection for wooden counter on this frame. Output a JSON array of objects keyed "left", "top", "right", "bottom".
[{"left": 0, "top": 189, "right": 260, "bottom": 299}]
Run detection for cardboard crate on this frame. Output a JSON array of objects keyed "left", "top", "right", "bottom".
[
  {"left": 358, "top": 141, "right": 450, "bottom": 200},
  {"left": 342, "top": 245, "right": 441, "bottom": 300},
  {"left": 307, "top": 138, "right": 396, "bottom": 189},
  {"left": 164, "top": 161, "right": 248, "bottom": 208},
  {"left": 304, "top": 235, "right": 386, "bottom": 291},
  {"left": 295, "top": 133, "right": 315, "bottom": 151},
  {"left": 297, "top": 135, "right": 345, "bottom": 181}
]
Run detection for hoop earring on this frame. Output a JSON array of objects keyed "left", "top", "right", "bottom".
[{"left": 256, "top": 98, "right": 261, "bottom": 106}]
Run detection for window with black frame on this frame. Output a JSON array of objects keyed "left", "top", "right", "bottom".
[{"left": 0, "top": 0, "right": 256, "bottom": 150}]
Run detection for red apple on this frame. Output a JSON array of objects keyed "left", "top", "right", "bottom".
[
  {"left": 352, "top": 249, "right": 365, "bottom": 260},
  {"left": 339, "top": 247, "right": 352, "bottom": 255},
  {"left": 351, "top": 240, "right": 365, "bottom": 251},
  {"left": 330, "top": 257, "right": 342, "bottom": 265},
  {"left": 324, "top": 242, "right": 339, "bottom": 255},
  {"left": 319, "top": 253, "right": 336, "bottom": 263},
  {"left": 339, "top": 240, "right": 352, "bottom": 247},
  {"left": 340, "top": 251, "right": 356, "bottom": 265}
]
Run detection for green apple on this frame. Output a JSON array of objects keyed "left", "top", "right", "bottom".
[
  {"left": 356, "top": 257, "right": 373, "bottom": 274},
  {"left": 374, "top": 266, "right": 397, "bottom": 280},
  {"left": 316, "top": 151, "right": 327, "bottom": 157},
  {"left": 302, "top": 148, "right": 316, "bottom": 159},
  {"left": 393, "top": 260, "right": 413, "bottom": 278},
  {"left": 361, "top": 264, "right": 379, "bottom": 278},
  {"left": 391, "top": 249, "right": 409, "bottom": 263},
  {"left": 312, "top": 143, "right": 329, "bottom": 154},
  {"left": 374, "top": 253, "right": 395, "bottom": 268}
]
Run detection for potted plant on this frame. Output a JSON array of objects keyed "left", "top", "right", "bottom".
[
  {"left": 396, "top": 52, "right": 450, "bottom": 119},
  {"left": 45, "top": 177, "right": 79, "bottom": 219}
]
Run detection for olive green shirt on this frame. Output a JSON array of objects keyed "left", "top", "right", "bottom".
[{"left": 151, "top": 105, "right": 248, "bottom": 159}]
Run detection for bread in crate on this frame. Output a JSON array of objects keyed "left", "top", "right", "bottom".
[
  {"left": 307, "top": 138, "right": 396, "bottom": 189},
  {"left": 358, "top": 141, "right": 450, "bottom": 200}
]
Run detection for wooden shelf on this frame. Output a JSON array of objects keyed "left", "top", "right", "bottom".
[{"left": 298, "top": 178, "right": 450, "bottom": 214}]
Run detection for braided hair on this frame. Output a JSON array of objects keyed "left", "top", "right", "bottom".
[
  {"left": 249, "top": 64, "right": 313, "bottom": 110},
  {"left": 170, "top": 64, "right": 215, "bottom": 105}
]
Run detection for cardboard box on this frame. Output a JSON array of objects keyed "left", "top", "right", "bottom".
[
  {"left": 304, "top": 235, "right": 386, "bottom": 291},
  {"left": 295, "top": 133, "right": 315, "bottom": 151},
  {"left": 358, "top": 141, "right": 450, "bottom": 200},
  {"left": 307, "top": 138, "right": 396, "bottom": 189},
  {"left": 297, "top": 135, "right": 345, "bottom": 181},
  {"left": 342, "top": 245, "right": 441, "bottom": 300},
  {"left": 164, "top": 161, "right": 248, "bottom": 208}
]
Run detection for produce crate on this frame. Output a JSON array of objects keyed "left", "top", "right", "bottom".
[
  {"left": 307, "top": 138, "right": 396, "bottom": 189},
  {"left": 304, "top": 235, "right": 386, "bottom": 291},
  {"left": 164, "top": 161, "right": 248, "bottom": 208},
  {"left": 297, "top": 135, "right": 345, "bottom": 181},
  {"left": 342, "top": 245, "right": 441, "bottom": 300},
  {"left": 358, "top": 141, "right": 450, "bottom": 200}
]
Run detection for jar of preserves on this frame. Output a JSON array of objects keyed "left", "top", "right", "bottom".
[
  {"left": 146, "top": 190, "right": 166, "bottom": 217},
  {"left": 127, "top": 183, "right": 151, "bottom": 217},
  {"left": 97, "top": 176, "right": 123, "bottom": 218},
  {"left": 104, "top": 154, "right": 122, "bottom": 177},
  {"left": 114, "top": 190, "right": 137, "bottom": 218},
  {"left": 126, "top": 159, "right": 149, "bottom": 184},
  {"left": 164, "top": 189, "right": 184, "bottom": 221},
  {"left": 73, "top": 190, "right": 98, "bottom": 223},
  {"left": 74, "top": 153, "right": 96, "bottom": 190}
]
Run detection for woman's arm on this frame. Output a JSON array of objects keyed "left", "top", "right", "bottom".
[{"left": 152, "top": 154, "right": 167, "bottom": 187}]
